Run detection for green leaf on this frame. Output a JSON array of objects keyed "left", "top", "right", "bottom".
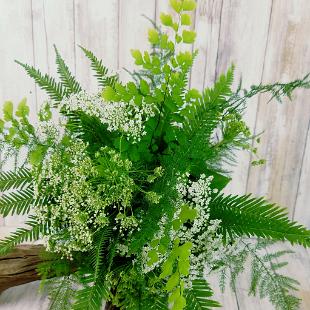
[
  {"left": 0, "top": 215, "right": 48, "bottom": 256},
  {"left": 54, "top": 45, "right": 82, "bottom": 94},
  {"left": 209, "top": 194, "right": 310, "bottom": 247},
  {"left": 0, "top": 187, "right": 48, "bottom": 217},
  {"left": 140, "top": 79, "right": 150, "bottom": 95},
  {"left": 3, "top": 101, "right": 13, "bottom": 121},
  {"left": 185, "top": 278, "right": 221, "bottom": 309},
  {"left": 148, "top": 28, "right": 160, "bottom": 45},
  {"left": 29, "top": 145, "right": 46, "bottom": 166},
  {"left": 148, "top": 249, "right": 159, "bottom": 265},
  {"left": 160, "top": 257, "right": 174, "bottom": 278},
  {"left": 79, "top": 46, "right": 118, "bottom": 88},
  {"left": 182, "top": 30, "right": 196, "bottom": 44},
  {"left": 179, "top": 205, "right": 197, "bottom": 222},
  {"left": 181, "top": 14, "right": 191, "bottom": 25},
  {"left": 0, "top": 119, "right": 4, "bottom": 132},
  {"left": 131, "top": 49, "right": 144, "bottom": 65},
  {"left": 170, "top": 0, "right": 182, "bottom": 13},
  {"left": 0, "top": 168, "right": 32, "bottom": 191},
  {"left": 15, "top": 98, "right": 30, "bottom": 118},
  {"left": 183, "top": 0, "right": 197, "bottom": 11},
  {"left": 102, "top": 86, "right": 116, "bottom": 101},
  {"left": 166, "top": 272, "right": 180, "bottom": 292},
  {"left": 160, "top": 13, "right": 174, "bottom": 27},
  {"left": 15, "top": 60, "right": 65, "bottom": 103}
]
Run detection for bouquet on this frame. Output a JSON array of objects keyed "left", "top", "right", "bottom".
[{"left": 1, "top": 1, "right": 310, "bottom": 309}]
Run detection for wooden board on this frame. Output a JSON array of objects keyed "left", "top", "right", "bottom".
[{"left": 246, "top": 0, "right": 310, "bottom": 220}]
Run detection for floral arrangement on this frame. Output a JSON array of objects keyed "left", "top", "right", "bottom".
[{"left": 1, "top": 1, "right": 310, "bottom": 309}]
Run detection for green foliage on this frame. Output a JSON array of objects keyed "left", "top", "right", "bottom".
[
  {"left": 46, "top": 276, "right": 76, "bottom": 310},
  {"left": 213, "top": 239, "right": 300, "bottom": 310},
  {"left": 15, "top": 60, "right": 65, "bottom": 103},
  {"left": 79, "top": 45, "right": 118, "bottom": 88},
  {"left": 0, "top": 215, "right": 49, "bottom": 255},
  {"left": 0, "top": 187, "right": 46, "bottom": 217},
  {"left": 54, "top": 45, "right": 82, "bottom": 95},
  {"left": 247, "top": 242, "right": 300, "bottom": 310},
  {"left": 73, "top": 274, "right": 109, "bottom": 310},
  {"left": 0, "top": 167, "right": 32, "bottom": 191},
  {"left": 209, "top": 194, "right": 310, "bottom": 246},
  {"left": 185, "top": 278, "right": 221, "bottom": 310}
]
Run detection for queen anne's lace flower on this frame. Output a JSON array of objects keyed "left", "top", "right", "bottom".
[{"left": 60, "top": 91, "right": 157, "bottom": 142}]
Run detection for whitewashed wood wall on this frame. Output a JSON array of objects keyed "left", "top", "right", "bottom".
[{"left": 0, "top": 1, "right": 310, "bottom": 309}]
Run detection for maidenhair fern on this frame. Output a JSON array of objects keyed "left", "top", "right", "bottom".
[{"left": 0, "top": 1, "right": 310, "bottom": 309}]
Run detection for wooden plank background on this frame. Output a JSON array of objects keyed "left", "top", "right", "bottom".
[{"left": 0, "top": 0, "right": 310, "bottom": 309}]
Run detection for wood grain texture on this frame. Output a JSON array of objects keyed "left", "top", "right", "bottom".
[
  {"left": 214, "top": 0, "right": 272, "bottom": 195},
  {"left": 0, "top": 245, "right": 45, "bottom": 293},
  {"left": 246, "top": 0, "right": 310, "bottom": 220}
]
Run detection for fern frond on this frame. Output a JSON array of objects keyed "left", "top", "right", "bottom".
[
  {"left": 0, "top": 187, "right": 48, "bottom": 216},
  {"left": 47, "top": 276, "right": 76, "bottom": 310},
  {"left": 209, "top": 194, "right": 310, "bottom": 247},
  {"left": 72, "top": 274, "right": 110, "bottom": 310},
  {"left": 54, "top": 45, "right": 82, "bottom": 94},
  {"left": 79, "top": 46, "right": 118, "bottom": 88},
  {"left": 0, "top": 167, "right": 32, "bottom": 191},
  {"left": 185, "top": 278, "right": 221, "bottom": 310},
  {"left": 181, "top": 65, "right": 234, "bottom": 137},
  {"left": 15, "top": 61, "right": 65, "bottom": 103},
  {"left": 91, "top": 227, "right": 112, "bottom": 280},
  {"left": 0, "top": 215, "right": 48, "bottom": 255},
  {"left": 245, "top": 241, "right": 301, "bottom": 310}
]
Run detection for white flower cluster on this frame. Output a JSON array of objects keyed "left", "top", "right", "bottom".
[
  {"left": 35, "top": 141, "right": 108, "bottom": 259},
  {"left": 141, "top": 215, "right": 168, "bottom": 273},
  {"left": 60, "top": 91, "right": 157, "bottom": 142}
]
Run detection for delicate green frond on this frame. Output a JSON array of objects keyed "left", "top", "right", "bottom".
[
  {"left": 246, "top": 241, "right": 301, "bottom": 310},
  {"left": 72, "top": 274, "right": 110, "bottom": 310},
  {"left": 0, "top": 215, "right": 48, "bottom": 255},
  {"left": 54, "top": 45, "right": 82, "bottom": 94},
  {"left": 0, "top": 187, "right": 48, "bottom": 216},
  {"left": 79, "top": 46, "right": 118, "bottom": 88},
  {"left": 181, "top": 65, "right": 234, "bottom": 137},
  {"left": 91, "top": 227, "right": 112, "bottom": 279},
  {"left": 185, "top": 278, "right": 221, "bottom": 310},
  {"left": 209, "top": 194, "right": 310, "bottom": 247},
  {"left": 15, "top": 61, "right": 65, "bottom": 102},
  {"left": 0, "top": 167, "right": 32, "bottom": 191},
  {"left": 47, "top": 276, "right": 76, "bottom": 310}
]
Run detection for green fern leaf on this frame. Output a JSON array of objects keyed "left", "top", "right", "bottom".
[
  {"left": 0, "top": 215, "right": 48, "bottom": 255},
  {"left": 54, "top": 45, "right": 82, "bottom": 94},
  {"left": 72, "top": 274, "right": 110, "bottom": 310},
  {"left": 185, "top": 278, "right": 221, "bottom": 310},
  {"left": 0, "top": 168, "right": 32, "bottom": 191},
  {"left": 48, "top": 276, "right": 76, "bottom": 310},
  {"left": 15, "top": 61, "right": 65, "bottom": 103},
  {"left": 181, "top": 65, "right": 234, "bottom": 137},
  {"left": 209, "top": 194, "right": 310, "bottom": 247},
  {"left": 91, "top": 227, "right": 112, "bottom": 279},
  {"left": 79, "top": 46, "right": 118, "bottom": 88},
  {"left": 0, "top": 187, "right": 48, "bottom": 217}
]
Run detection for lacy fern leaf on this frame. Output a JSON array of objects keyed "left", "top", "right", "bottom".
[
  {"left": 15, "top": 61, "right": 65, "bottom": 103},
  {"left": 47, "top": 276, "right": 76, "bottom": 310},
  {"left": 0, "top": 187, "right": 39, "bottom": 216},
  {"left": 0, "top": 167, "right": 32, "bottom": 191},
  {"left": 185, "top": 278, "right": 221, "bottom": 310},
  {"left": 0, "top": 215, "right": 48, "bottom": 255},
  {"left": 72, "top": 274, "right": 110, "bottom": 310},
  {"left": 79, "top": 45, "right": 118, "bottom": 88},
  {"left": 209, "top": 194, "right": 310, "bottom": 246},
  {"left": 54, "top": 45, "right": 82, "bottom": 95}
]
